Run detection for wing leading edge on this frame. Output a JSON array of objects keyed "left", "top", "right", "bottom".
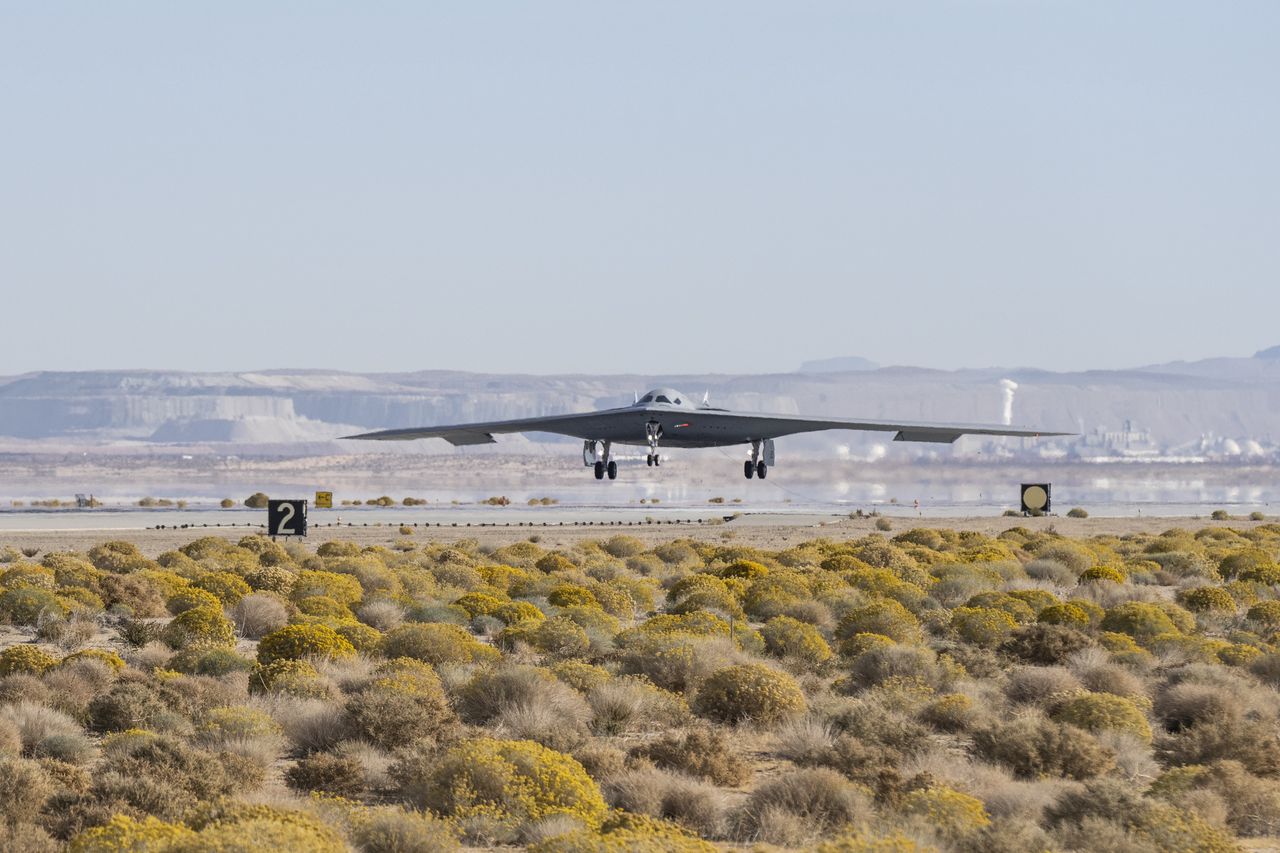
[{"left": 341, "top": 408, "right": 635, "bottom": 446}]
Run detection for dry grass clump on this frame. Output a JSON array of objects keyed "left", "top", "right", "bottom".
[
  {"left": 630, "top": 726, "right": 751, "bottom": 786},
  {"left": 3, "top": 525, "right": 1280, "bottom": 849}
]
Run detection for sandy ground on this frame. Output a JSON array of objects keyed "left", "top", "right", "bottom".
[{"left": 1, "top": 513, "right": 1268, "bottom": 557}]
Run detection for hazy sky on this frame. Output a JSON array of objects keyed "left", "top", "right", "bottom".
[{"left": 2, "top": 3, "right": 1277, "bottom": 376}]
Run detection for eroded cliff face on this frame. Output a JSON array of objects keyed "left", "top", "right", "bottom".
[{"left": 0, "top": 358, "right": 1277, "bottom": 453}]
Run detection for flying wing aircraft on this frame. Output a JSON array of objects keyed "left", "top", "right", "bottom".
[{"left": 343, "top": 387, "right": 1070, "bottom": 480}]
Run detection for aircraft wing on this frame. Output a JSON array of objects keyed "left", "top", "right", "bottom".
[
  {"left": 341, "top": 408, "right": 630, "bottom": 446},
  {"left": 685, "top": 409, "right": 1070, "bottom": 443}
]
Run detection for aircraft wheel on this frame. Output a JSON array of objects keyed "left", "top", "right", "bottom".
[
  {"left": 653, "top": 455, "right": 660, "bottom": 467},
  {"left": 744, "top": 460, "right": 754, "bottom": 479},
  {"left": 757, "top": 461, "right": 767, "bottom": 479},
  {"left": 646, "top": 455, "right": 653, "bottom": 467},
  {"left": 594, "top": 461, "right": 605, "bottom": 480},
  {"left": 607, "top": 460, "right": 618, "bottom": 480}
]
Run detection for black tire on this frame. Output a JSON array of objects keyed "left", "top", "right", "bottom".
[
  {"left": 654, "top": 455, "right": 660, "bottom": 467},
  {"left": 744, "top": 460, "right": 754, "bottom": 479},
  {"left": 607, "top": 460, "right": 618, "bottom": 480},
  {"left": 646, "top": 455, "right": 653, "bottom": 467},
  {"left": 594, "top": 461, "right": 605, "bottom": 480},
  {"left": 757, "top": 461, "right": 767, "bottom": 479}
]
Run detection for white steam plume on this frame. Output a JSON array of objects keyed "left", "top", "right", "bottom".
[{"left": 999, "top": 379, "right": 1018, "bottom": 426}]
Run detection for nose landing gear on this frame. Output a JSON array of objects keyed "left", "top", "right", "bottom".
[{"left": 645, "top": 421, "right": 662, "bottom": 468}]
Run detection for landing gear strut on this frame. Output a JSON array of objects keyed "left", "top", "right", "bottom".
[
  {"left": 645, "top": 421, "right": 662, "bottom": 468},
  {"left": 745, "top": 440, "right": 767, "bottom": 479}
]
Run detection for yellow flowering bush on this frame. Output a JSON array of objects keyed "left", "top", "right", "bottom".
[
  {"left": 256, "top": 623, "right": 356, "bottom": 664},
  {"left": 950, "top": 606, "right": 1018, "bottom": 648},
  {"left": 163, "top": 605, "right": 236, "bottom": 650},
  {"left": 0, "top": 643, "right": 59, "bottom": 675},
  {"left": 760, "top": 615, "right": 833, "bottom": 664},
  {"left": 382, "top": 622, "right": 499, "bottom": 665},
  {"left": 69, "top": 814, "right": 195, "bottom": 852},
  {"left": 901, "top": 785, "right": 990, "bottom": 839},
  {"left": 1051, "top": 690, "right": 1152, "bottom": 742},
  {"left": 400, "top": 737, "right": 607, "bottom": 834}
]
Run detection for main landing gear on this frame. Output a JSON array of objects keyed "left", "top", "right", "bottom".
[
  {"left": 585, "top": 440, "right": 617, "bottom": 480},
  {"left": 744, "top": 440, "right": 767, "bottom": 479}
]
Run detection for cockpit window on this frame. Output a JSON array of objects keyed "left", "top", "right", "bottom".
[
  {"left": 673, "top": 398, "right": 681, "bottom": 405},
  {"left": 655, "top": 395, "right": 671, "bottom": 403},
  {"left": 640, "top": 395, "right": 653, "bottom": 403}
]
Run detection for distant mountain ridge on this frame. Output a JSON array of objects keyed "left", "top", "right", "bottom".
[{"left": 1, "top": 348, "right": 1278, "bottom": 454}]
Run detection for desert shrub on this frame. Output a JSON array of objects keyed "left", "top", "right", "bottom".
[
  {"left": 1100, "top": 602, "right": 1180, "bottom": 642},
  {"left": 231, "top": 593, "right": 289, "bottom": 639},
  {"left": 382, "top": 623, "right": 498, "bottom": 666},
  {"left": 192, "top": 572, "right": 252, "bottom": 607},
  {"left": 1046, "top": 778, "right": 1237, "bottom": 852},
  {"left": 1004, "top": 665, "right": 1082, "bottom": 705},
  {"left": 617, "top": 633, "right": 744, "bottom": 693},
  {"left": 68, "top": 814, "right": 195, "bottom": 852},
  {"left": 966, "top": 591, "right": 1036, "bottom": 623},
  {"left": 162, "top": 605, "right": 236, "bottom": 650},
  {"left": 453, "top": 592, "right": 506, "bottom": 619},
  {"left": 0, "top": 587, "right": 65, "bottom": 626},
  {"left": 98, "top": 573, "right": 167, "bottom": 618},
  {"left": 500, "top": 615, "right": 590, "bottom": 659},
  {"left": 90, "top": 732, "right": 252, "bottom": 821},
  {"left": 0, "top": 758, "right": 53, "bottom": 824},
  {"left": 1247, "top": 600, "right": 1280, "bottom": 628},
  {"left": 901, "top": 785, "right": 990, "bottom": 840},
  {"left": 87, "top": 682, "right": 172, "bottom": 733},
  {"left": 551, "top": 660, "right": 611, "bottom": 694},
  {"left": 1037, "top": 602, "right": 1092, "bottom": 629},
  {"left": 919, "top": 692, "right": 981, "bottom": 733},
  {"left": 1219, "top": 548, "right": 1277, "bottom": 580},
  {"left": 333, "top": 619, "right": 383, "bottom": 654},
  {"left": 0, "top": 644, "right": 58, "bottom": 676},
  {"left": 1177, "top": 585, "right": 1237, "bottom": 613},
  {"left": 835, "top": 599, "right": 922, "bottom": 645},
  {"left": 1067, "top": 507, "right": 1089, "bottom": 518},
  {"left": 973, "top": 716, "right": 1115, "bottom": 779},
  {"left": 1024, "top": 558, "right": 1078, "bottom": 586},
  {"left": 348, "top": 805, "right": 460, "bottom": 853},
  {"left": 165, "top": 587, "right": 222, "bottom": 616},
  {"left": 692, "top": 663, "right": 806, "bottom": 725},
  {"left": 256, "top": 623, "right": 355, "bottom": 664},
  {"left": 285, "top": 751, "right": 367, "bottom": 797},
  {"left": 582, "top": 674, "right": 685, "bottom": 735},
  {"left": 631, "top": 726, "right": 750, "bottom": 785},
  {"left": 604, "top": 765, "right": 725, "bottom": 837},
  {"left": 1079, "top": 564, "right": 1126, "bottom": 584},
  {"left": 1051, "top": 691, "right": 1152, "bottom": 742},
  {"left": 847, "top": 643, "right": 951, "bottom": 690},
  {"left": 951, "top": 606, "right": 1019, "bottom": 647},
  {"left": 492, "top": 600, "right": 544, "bottom": 625},
  {"left": 248, "top": 658, "right": 329, "bottom": 698},
  {"left": 395, "top": 737, "right": 607, "bottom": 841},
  {"left": 167, "top": 647, "right": 254, "bottom": 676},
  {"left": 601, "top": 535, "right": 645, "bottom": 558},
  {"left": 345, "top": 679, "right": 455, "bottom": 750},
  {"left": 732, "top": 767, "right": 870, "bottom": 844},
  {"left": 87, "top": 540, "right": 149, "bottom": 573},
  {"left": 1001, "top": 623, "right": 1093, "bottom": 664},
  {"left": 456, "top": 664, "right": 589, "bottom": 737},
  {"left": 760, "top": 615, "right": 833, "bottom": 665},
  {"left": 549, "top": 584, "right": 600, "bottom": 609}
]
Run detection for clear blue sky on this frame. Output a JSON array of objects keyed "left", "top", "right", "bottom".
[{"left": 2, "top": 3, "right": 1277, "bottom": 376}]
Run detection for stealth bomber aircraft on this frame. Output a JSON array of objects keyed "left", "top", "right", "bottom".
[{"left": 344, "top": 388, "right": 1068, "bottom": 480}]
